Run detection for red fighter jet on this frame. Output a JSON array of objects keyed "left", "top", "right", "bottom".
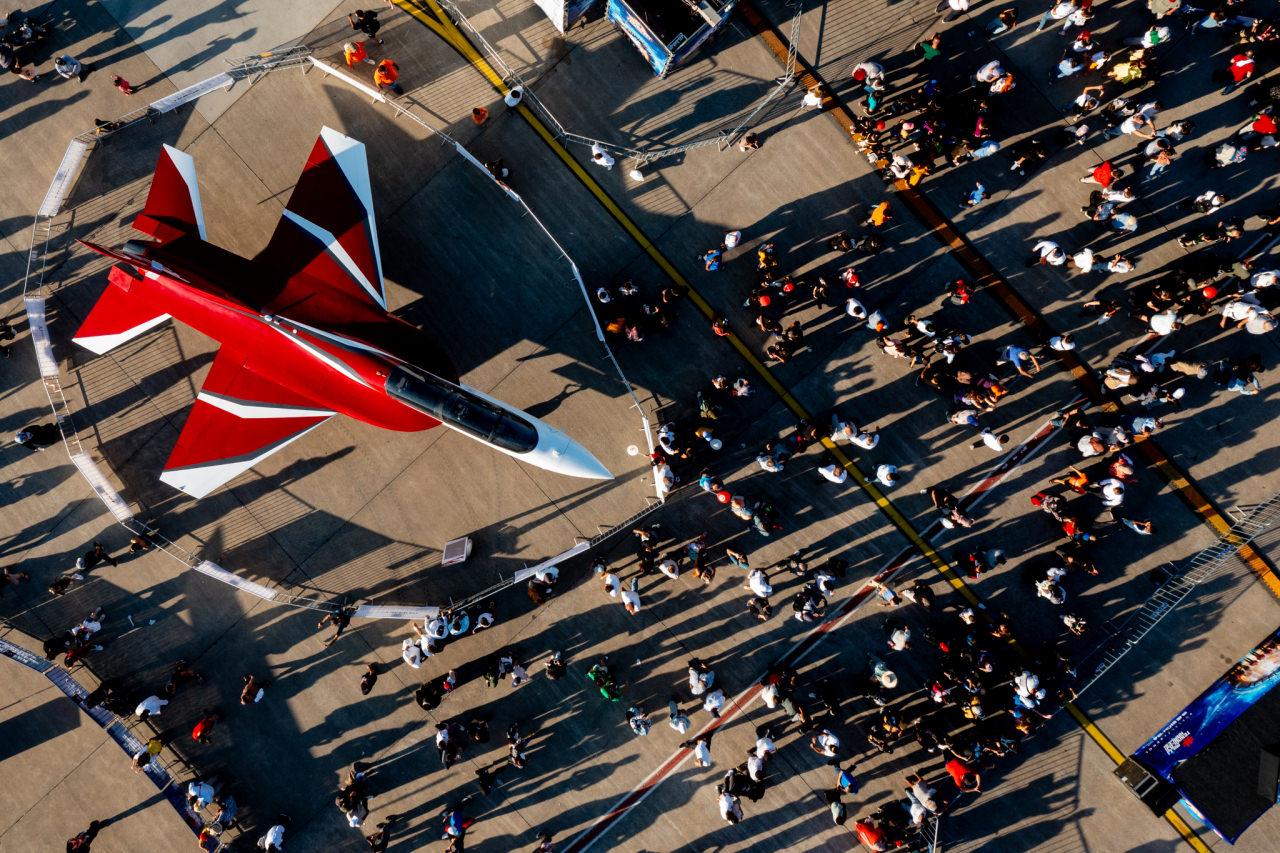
[{"left": 73, "top": 127, "right": 612, "bottom": 498}]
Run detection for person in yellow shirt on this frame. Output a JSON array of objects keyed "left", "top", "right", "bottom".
[{"left": 863, "top": 201, "right": 892, "bottom": 227}]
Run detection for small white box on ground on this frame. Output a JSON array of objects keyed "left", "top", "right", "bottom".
[{"left": 442, "top": 536, "right": 472, "bottom": 566}]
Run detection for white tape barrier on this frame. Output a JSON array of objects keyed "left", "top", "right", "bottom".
[
  {"left": 38, "top": 138, "right": 91, "bottom": 217},
  {"left": 353, "top": 604, "right": 439, "bottom": 620},
  {"left": 193, "top": 559, "right": 279, "bottom": 601},
  {"left": 148, "top": 72, "right": 234, "bottom": 114},
  {"left": 513, "top": 540, "right": 591, "bottom": 584},
  {"left": 23, "top": 296, "right": 59, "bottom": 378},
  {"left": 309, "top": 57, "right": 388, "bottom": 102},
  {"left": 69, "top": 453, "right": 134, "bottom": 522}
]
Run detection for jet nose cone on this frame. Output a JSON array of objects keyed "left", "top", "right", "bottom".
[
  {"left": 531, "top": 421, "right": 612, "bottom": 480},
  {"left": 546, "top": 440, "right": 614, "bottom": 481}
]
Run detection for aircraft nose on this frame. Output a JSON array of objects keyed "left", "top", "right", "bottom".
[
  {"left": 530, "top": 423, "right": 612, "bottom": 480},
  {"left": 540, "top": 433, "right": 613, "bottom": 480}
]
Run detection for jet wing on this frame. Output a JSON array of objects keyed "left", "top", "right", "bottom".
[
  {"left": 256, "top": 127, "right": 387, "bottom": 310},
  {"left": 160, "top": 349, "right": 335, "bottom": 498}
]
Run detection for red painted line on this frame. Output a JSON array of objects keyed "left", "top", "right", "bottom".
[{"left": 564, "top": 420, "right": 1060, "bottom": 851}]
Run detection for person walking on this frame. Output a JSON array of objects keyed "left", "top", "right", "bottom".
[
  {"left": 590, "top": 142, "right": 615, "bottom": 170},
  {"left": 318, "top": 607, "right": 353, "bottom": 646},
  {"left": 53, "top": 54, "right": 87, "bottom": 82},
  {"left": 348, "top": 9, "right": 384, "bottom": 44},
  {"left": 66, "top": 820, "right": 104, "bottom": 852},
  {"left": 373, "top": 58, "right": 403, "bottom": 95},
  {"left": 344, "top": 41, "right": 373, "bottom": 68},
  {"left": 1223, "top": 50, "right": 1255, "bottom": 95}
]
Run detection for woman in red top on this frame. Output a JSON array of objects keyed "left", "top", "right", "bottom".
[
  {"left": 192, "top": 713, "right": 220, "bottom": 744},
  {"left": 946, "top": 757, "right": 982, "bottom": 792}
]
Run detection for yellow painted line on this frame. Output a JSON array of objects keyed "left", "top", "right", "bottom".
[{"left": 397, "top": 0, "right": 978, "bottom": 599}]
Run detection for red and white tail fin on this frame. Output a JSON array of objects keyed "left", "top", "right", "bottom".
[
  {"left": 72, "top": 265, "right": 170, "bottom": 355},
  {"left": 133, "top": 144, "right": 207, "bottom": 243},
  {"left": 255, "top": 127, "right": 386, "bottom": 309}
]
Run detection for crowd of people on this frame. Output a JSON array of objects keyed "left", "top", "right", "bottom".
[{"left": 628, "top": 0, "right": 1275, "bottom": 846}]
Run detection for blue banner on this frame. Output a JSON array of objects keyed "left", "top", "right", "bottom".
[
  {"left": 1133, "top": 628, "right": 1280, "bottom": 780},
  {"left": 606, "top": 0, "right": 670, "bottom": 76}
]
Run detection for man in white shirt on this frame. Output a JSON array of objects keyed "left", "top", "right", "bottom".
[
  {"left": 621, "top": 579, "right": 642, "bottom": 614},
  {"left": 974, "top": 60, "right": 1004, "bottom": 83},
  {"left": 1148, "top": 309, "right": 1180, "bottom": 336},
  {"left": 1104, "top": 113, "right": 1156, "bottom": 140},
  {"left": 718, "top": 789, "right": 742, "bottom": 824},
  {"left": 690, "top": 736, "right": 712, "bottom": 767},
  {"left": 136, "top": 695, "right": 168, "bottom": 719},
  {"left": 590, "top": 142, "right": 614, "bottom": 170},
  {"left": 1096, "top": 478, "right": 1125, "bottom": 507},
  {"left": 975, "top": 429, "right": 1009, "bottom": 452},
  {"left": 187, "top": 779, "right": 216, "bottom": 809},
  {"left": 1037, "top": 0, "right": 1078, "bottom": 31},
  {"left": 819, "top": 462, "right": 848, "bottom": 484},
  {"left": 1029, "top": 239, "right": 1066, "bottom": 266},
  {"left": 402, "top": 638, "right": 424, "bottom": 669},
  {"left": 853, "top": 428, "right": 879, "bottom": 450},
  {"left": 755, "top": 732, "right": 777, "bottom": 759},
  {"left": 668, "top": 699, "right": 691, "bottom": 733},
  {"left": 1250, "top": 270, "right": 1278, "bottom": 290},
  {"left": 688, "top": 660, "right": 715, "bottom": 695},
  {"left": 1221, "top": 298, "right": 1262, "bottom": 329},
  {"left": 258, "top": 820, "right": 286, "bottom": 851},
  {"left": 746, "top": 568, "right": 773, "bottom": 598},
  {"left": 876, "top": 464, "right": 899, "bottom": 487},
  {"left": 1070, "top": 247, "right": 1095, "bottom": 272},
  {"left": 1048, "top": 334, "right": 1076, "bottom": 351},
  {"left": 810, "top": 728, "right": 841, "bottom": 759}
]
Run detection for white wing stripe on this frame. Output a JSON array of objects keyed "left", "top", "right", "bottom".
[
  {"left": 72, "top": 314, "right": 171, "bottom": 355},
  {"left": 320, "top": 127, "right": 384, "bottom": 296},
  {"left": 268, "top": 325, "right": 366, "bottom": 385},
  {"left": 197, "top": 391, "right": 334, "bottom": 420},
  {"left": 281, "top": 208, "right": 385, "bottom": 308},
  {"left": 160, "top": 423, "right": 326, "bottom": 499}
]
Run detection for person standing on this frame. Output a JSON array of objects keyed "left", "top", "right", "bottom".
[
  {"left": 65, "top": 820, "right": 104, "bottom": 852},
  {"left": 348, "top": 9, "right": 384, "bottom": 44},
  {"left": 590, "top": 142, "right": 615, "bottom": 170},
  {"left": 83, "top": 542, "right": 118, "bottom": 571},
  {"left": 344, "top": 41, "right": 372, "bottom": 68},
  {"left": 318, "top": 607, "right": 353, "bottom": 646},
  {"left": 373, "top": 58, "right": 403, "bottom": 95},
  {"left": 54, "top": 54, "right": 87, "bottom": 82},
  {"left": 717, "top": 786, "right": 743, "bottom": 824},
  {"left": 1223, "top": 50, "right": 1255, "bottom": 95},
  {"left": 359, "top": 663, "right": 378, "bottom": 695},
  {"left": 258, "top": 816, "right": 288, "bottom": 851}
]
